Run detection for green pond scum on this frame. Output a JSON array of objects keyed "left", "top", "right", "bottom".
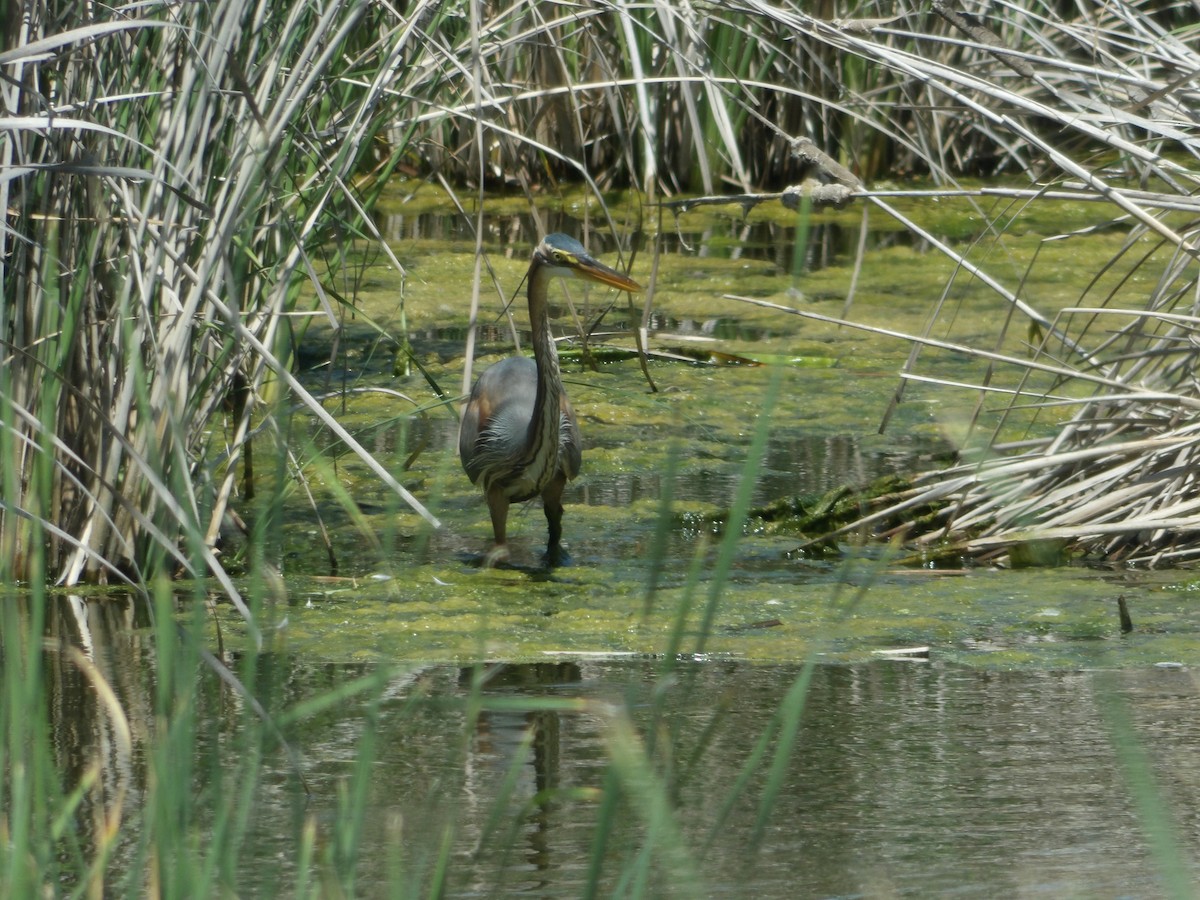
[
  {"left": 211, "top": 186, "right": 1200, "bottom": 673},
  {"left": 205, "top": 563, "right": 1200, "bottom": 672}
]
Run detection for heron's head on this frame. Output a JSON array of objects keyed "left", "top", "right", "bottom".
[{"left": 533, "top": 233, "right": 642, "bottom": 293}]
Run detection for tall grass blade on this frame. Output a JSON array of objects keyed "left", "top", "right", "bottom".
[{"left": 1096, "top": 673, "right": 1195, "bottom": 899}]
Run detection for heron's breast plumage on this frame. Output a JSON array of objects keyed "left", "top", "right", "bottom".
[{"left": 459, "top": 356, "right": 580, "bottom": 502}]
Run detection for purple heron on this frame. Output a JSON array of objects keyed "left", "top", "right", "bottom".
[{"left": 459, "top": 233, "right": 641, "bottom": 565}]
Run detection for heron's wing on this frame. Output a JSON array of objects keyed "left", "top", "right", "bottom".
[
  {"left": 458, "top": 391, "right": 487, "bottom": 484},
  {"left": 459, "top": 357, "right": 537, "bottom": 484}
]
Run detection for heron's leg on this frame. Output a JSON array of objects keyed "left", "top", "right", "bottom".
[
  {"left": 485, "top": 486, "right": 511, "bottom": 566},
  {"left": 541, "top": 473, "right": 570, "bottom": 566}
]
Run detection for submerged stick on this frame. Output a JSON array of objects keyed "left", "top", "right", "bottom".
[{"left": 1118, "top": 595, "right": 1133, "bottom": 634}]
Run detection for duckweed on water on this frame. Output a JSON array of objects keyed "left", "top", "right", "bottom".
[
  {"left": 210, "top": 562, "right": 1200, "bottom": 673},
  {"left": 252, "top": 189, "right": 1200, "bottom": 673}
]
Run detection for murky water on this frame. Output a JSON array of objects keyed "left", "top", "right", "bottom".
[
  {"left": 310, "top": 182, "right": 1139, "bottom": 579},
  {"left": 48, "top": 592, "right": 1200, "bottom": 897},
  {"left": 34, "top": 192, "right": 1200, "bottom": 894}
]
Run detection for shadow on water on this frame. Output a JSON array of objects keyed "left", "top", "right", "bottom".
[{"left": 41, "top": 592, "right": 1200, "bottom": 897}]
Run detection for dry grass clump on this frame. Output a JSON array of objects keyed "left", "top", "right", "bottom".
[
  {"left": 853, "top": 3, "right": 1200, "bottom": 566},
  {"left": 884, "top": 299, "right": 1200, "bottom": 567},
  {"left": 5, "top": 0, "right": 1200, "bottom": 591},
  {"left": 1, "top": 1, "right": 440, "bottom": 594},
  {"left": 718, "top": 2, "right": 1200, "bottom": 566}
]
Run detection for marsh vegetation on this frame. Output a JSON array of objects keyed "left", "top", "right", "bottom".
[{"left": 3, "top": 0, "right": 1200, "bottom": 895}]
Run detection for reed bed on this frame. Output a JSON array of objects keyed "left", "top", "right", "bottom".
[
  {"left": 1, "top": 0, "right": 447, "bottom": 594},
  {"left": 712, "top": 1, "right": 1200, "bottom": 565},
  {"left": 6, "top": 0, "right": 1199, "bottom": 588},
  {"left": 4, "top": 0, "right": 1200, "bottom": 895}
]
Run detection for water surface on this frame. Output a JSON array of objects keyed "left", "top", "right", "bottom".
[
  {"left": 49, "top": 595, "right": 1200, "bottom": 897},
  {"left": 46, "top": 189, "right": 1200, "bottom": 896}
]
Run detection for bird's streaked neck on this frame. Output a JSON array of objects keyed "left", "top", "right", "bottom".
[
  {"left": 527, "top": 262, "right": 563, "bottom": 377},
  {"left": 513, "top": 261, "right": 566, "bottom": 487}
]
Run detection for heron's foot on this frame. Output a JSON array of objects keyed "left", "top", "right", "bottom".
[
  {"left": 542, "top": 543, "right": 572, "bottom": 568},
  {"left": 482, "top": 544, "right": 511, "bottom": 569}
]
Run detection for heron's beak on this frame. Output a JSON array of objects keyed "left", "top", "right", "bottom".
[{"left": 574, "top": 255, "right": 642, "bottom": 293}]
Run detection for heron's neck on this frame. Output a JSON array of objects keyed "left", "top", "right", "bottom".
[{"left": 527, "top": 263, "right": 564, "bottom": 443}]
